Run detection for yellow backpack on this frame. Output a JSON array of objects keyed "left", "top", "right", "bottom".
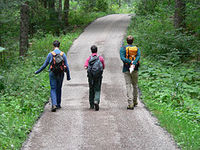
[{"left": 125, "top": 46, "right": 138, "bottom": 61}]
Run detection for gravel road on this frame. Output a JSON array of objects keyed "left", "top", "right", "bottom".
[{"left": 22, "top": 14, "right": 179, "bottom": 150}]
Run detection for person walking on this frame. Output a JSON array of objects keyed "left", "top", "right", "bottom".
[
  {"left": 35, "top": 40, "right": 71, "bottom": 112},
  {"left": 84, "top": 45, "right": 105, "bottom": 111},
  {"left": 120, "top": 35, "right": 141, "bottom": 110}
]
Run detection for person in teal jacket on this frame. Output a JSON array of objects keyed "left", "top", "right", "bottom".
[{"left": 120, "top": 35, "right": 141, "bottom": 110}]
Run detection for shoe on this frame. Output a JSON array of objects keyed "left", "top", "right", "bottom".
[
  {"left": 90, "top": 105, "right": 94, "bottom": 109},
  {"left": 134, "top": 102, "right": 138, "bottom": 107},
  {"left": 94, "top": 104, "right": 99, "bottom": 111},
  {"left": 51, "top": 105, "right": 57, "bottom": 112},
  {"left": 57, "top": 105, "right": 61, "bottom": 109},
  {"left": 127, "top": 104, "right": 134, "bottom": 110}
]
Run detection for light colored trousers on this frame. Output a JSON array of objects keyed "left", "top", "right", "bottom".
[{"left": 123, "top": 71, "right": 138, "bottom": 105}]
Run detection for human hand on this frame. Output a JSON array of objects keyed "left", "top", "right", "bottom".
[{"left": 129, "top": 65, "right": 135, "bottom": 73}]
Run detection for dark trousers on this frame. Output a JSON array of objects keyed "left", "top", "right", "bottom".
[{"left": 88, "top": 74, "right": 102, "bottom": 107}]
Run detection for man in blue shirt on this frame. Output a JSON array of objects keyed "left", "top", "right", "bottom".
[
  {"left": 35, "top": 40, "right": 70, "bottom": 112},
  {"left": 120, "top": 35, "right": 141, "bottom": 110}
]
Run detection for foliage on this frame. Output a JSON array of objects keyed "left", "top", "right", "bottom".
[
  {"left": 186, "top": 2, "right": 200, "bottom": 35},
  {"left": 128, "top": 13, "right": 200, "bottom": 64},
  {"left": 68, "top": 1, "right": 107, "bottom": 27},
  {"left": 127, "top": 1, "right": 200, "bottom": 149},
  {"left": 79, "top": 0, "right": 108, "bottom": 12},
  {"left": 134, "top": 0, "right": 200, "bottom": 37},
  {"left": 96, "top": 0, "right": 108, "bottom": 12},
  {"left": 138, "top": 58, "right": 200, "bottom": 149}
]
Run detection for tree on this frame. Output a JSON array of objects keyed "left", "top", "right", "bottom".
[
  {"left": 64, "top": 0, "right": 69, "bottom": 27},
  {"left": 174, "top": 0, "right": 186, "bottom": 29},
  {"left": 119, "top": 0, "right": 121, "bottom": 7},
  {"left": 19, "top": 2, "right": 29, "bottom": 56},
  {"left": 58, "top": 0, "right": 62, "bottom": 22}
]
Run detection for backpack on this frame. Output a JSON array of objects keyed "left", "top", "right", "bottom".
[
  {"left": 125, "top": 46, "right": 140, "bottom": 68},
  {"left": 87, "top": 56, "right": 103, "bottom": 78},
  {"left": 50, "top": 51, "right": 66, "bottom": 74}
]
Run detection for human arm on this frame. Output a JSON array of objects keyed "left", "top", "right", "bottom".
[
  {"left": 84, "top": 56, "right": 90, "bottom": 69},
  {"left": 63, "top": 53, "right": 71, "bottom": 80},
  {"left": 35, "top": 53, "right": 51, "bottom": 74},
  {"left": 99, "top": 56, "right": 105, "bottom": 69}
]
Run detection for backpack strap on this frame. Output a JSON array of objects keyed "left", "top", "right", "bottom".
[
  {"left": 60, "top": 51, "right": 64, "bottom": 56},
  {"left": 51, "top": 51, "right": 56, "bottom": 56},
  {"left": 51, "top": 51, "right": 64, "bottom": 56}
]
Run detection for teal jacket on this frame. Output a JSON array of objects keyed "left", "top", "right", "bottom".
[{"left": 120, "top": 45, "right": 141, "bottom": 72}]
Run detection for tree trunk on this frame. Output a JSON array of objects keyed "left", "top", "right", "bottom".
[
  {"left": 44, "top": 0, "right": 47, "bottom": 8},
  {"left": 48, "top": 0, "right": 55, "bottom": 10},
  {"left": 58, "top": 0, "right": 62, "bottom": 21},
  {"left": 19, "top": 2, "right": 29, "bottom": 56},
  {"left": 174, "top": 0, "right": 186, "bottom": 29},
  {"left": 64, "top": 0, "right": 69, "bottom": 27},
  {"left": 119, "top": 0, "right": 121, "bottom": 7}
]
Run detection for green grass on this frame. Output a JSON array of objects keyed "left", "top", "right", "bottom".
[{"left": 138, "top": 58, "right": 200, "bottom": 149}]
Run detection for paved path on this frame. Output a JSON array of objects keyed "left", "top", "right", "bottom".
[{"left": 22, "top": 14, "right": 178, "bottom": 150}]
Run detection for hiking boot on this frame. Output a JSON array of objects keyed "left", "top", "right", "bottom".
[
  {"left": 90, "top": 105, "right": 94, "bottom": 109},
  {"left": 134, "top": 102, "right": 138, "bottom": 107},
  {"left": 94, "top": 104, "right": 99, "bottom": 111},
  {"left": 51, "top": 105, "right": 57, "bottom": 112},
  {"left": 56, "top": 105, "right": 61, "bottom": 109},
  {"left": 127, "top": 104, "right": 134, "bottom": 110}
]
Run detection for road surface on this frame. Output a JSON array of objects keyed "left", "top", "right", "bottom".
[{"left": 22, "top": 14, "right": 178, "bottom": 150}]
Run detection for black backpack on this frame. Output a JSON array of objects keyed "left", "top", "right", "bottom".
[
  {"left": 87, "top": 56, "right": 103, "bottom": 78},
  {"left": 50, "top": 51, "right": 66, "bottom": 74}
]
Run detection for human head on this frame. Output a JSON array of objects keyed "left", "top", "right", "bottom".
[
  {"left": 53, "top": 40, "right": 60, "bottom": 48},
  {"left": 126, "top": 35, "right": 134, "bottom": 44},
  {"left": 91, "top": 45, "right": 98, "bottom": 53}
]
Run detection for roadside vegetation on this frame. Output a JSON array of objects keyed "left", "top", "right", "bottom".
[{"left": 126, "top": 0, "right": 200, "bottom": 149}]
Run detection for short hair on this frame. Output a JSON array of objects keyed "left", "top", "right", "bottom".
[
  {"left": 53, "top": 40, "right": 60, "bottom": 47},
  {"left": 91, "top": 45, "right": 97, "bottom": 53},
  {"left": 126, "top": 35, "right": 134, "bottom": 44}
]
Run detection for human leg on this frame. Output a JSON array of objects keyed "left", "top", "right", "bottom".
[
  {"left": 49, "top": 72, "right": 57, "bottom": 111},
  {"left": 93, "top": 75, "right": 102, "bottom": 111},
  {"left": 56, "top": 73, "right": 64, "bottom": 108},
  {"left": 131, "top": 71, "right": 138, "bottom": 106},
  {"left": 88, "top": 76, "right": 95, "bottom": 108},
  {"left": 94, "top": 75, "right": 102, "bottom": 104},
  {"left": 124, "top": 71, "right": 133, "bottom": 107}
]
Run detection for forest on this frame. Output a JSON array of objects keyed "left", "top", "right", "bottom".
[{"left": 0, "top": 0, "right": 200, "bottom": 150}]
